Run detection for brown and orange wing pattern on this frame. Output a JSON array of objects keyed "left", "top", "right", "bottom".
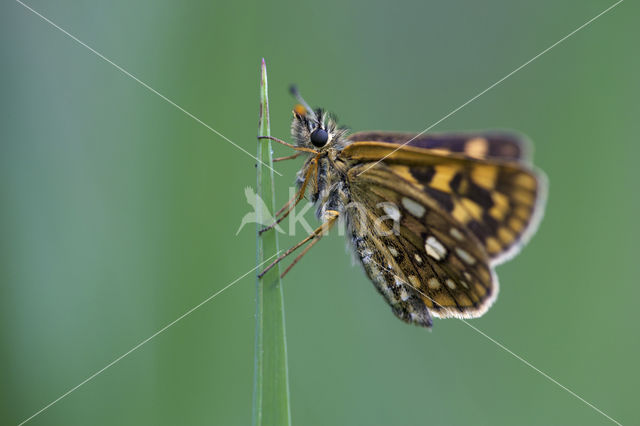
[
  {"left": 345, "top": 161, "right": 498, "bottom": 325},
  {"left": 348, "top": 130, "right": 531, "bottom": 163},
  {"left": 342, "top": 140, "right": 547, "bottom": 265}
]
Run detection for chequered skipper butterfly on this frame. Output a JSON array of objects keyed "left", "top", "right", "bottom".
[{"left": 258, "top": 87, "right": 547, "bottom": 328}]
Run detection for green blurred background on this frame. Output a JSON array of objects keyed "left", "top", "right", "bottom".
[{"left": 2, "top": 0, "right": 638, "bottom": 425}]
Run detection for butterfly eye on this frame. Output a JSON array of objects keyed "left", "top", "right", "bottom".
[{"left": 310, "top": 128, "right": 329, "bottom": 147}]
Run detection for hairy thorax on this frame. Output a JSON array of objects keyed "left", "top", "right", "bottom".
[{"left": 297, "top": 147, "right": 353, "bottom": 223}]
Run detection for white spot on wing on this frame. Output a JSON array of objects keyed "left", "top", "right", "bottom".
[
  {"left": 388, "top": 246, "right": 399, "bottom": 257},
  {"left": 425, "top": 236, "right": 447, "bottom": 260},
  {"left": 394, "top": 276, "right": 404, "bottom": 287},
  {"left": 428, "top": 278, "right": 441, "bottom": 289},
  {"left": 408, "top": 275, "right": 421, "bottom": 288},
  {"left": 402, "top": 197, "right": 426, "bottom": 218},
  {"left": 446, "top": 279, "right": 456, "bottom": 290},
  {"left": 382, "top": 204, "right": 401, "bottom": 222},
  {"left": 456, "top": 248, "right": 476, "bottom": 265},
  {"left": 400, "top": 288, "right": 409, "bottom": 301},
  {"left": 361, "top": 247, "right": 374, "bottom": 265},
  {"left": 449, "top": 227, "right": 464, "bottom": 241}
]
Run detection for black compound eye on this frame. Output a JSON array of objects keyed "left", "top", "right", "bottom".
[{"left": 310, "top": 128, "right": 329, "bottom": 147}]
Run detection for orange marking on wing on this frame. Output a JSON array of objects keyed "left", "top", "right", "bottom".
[
  {"left": 465, "top": 137, "right": 489, "bottom": 158},
  {"left": 470, "top": 165, "right": 498, "bottom": 190}
]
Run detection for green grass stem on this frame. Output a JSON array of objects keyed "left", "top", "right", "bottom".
[{"left": 252, "top": 58, "right": 292, "bottom": 426}]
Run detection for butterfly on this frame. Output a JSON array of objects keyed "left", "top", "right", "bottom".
[{"left": 258, "top": 87, "right": 547, "bottom": 328}]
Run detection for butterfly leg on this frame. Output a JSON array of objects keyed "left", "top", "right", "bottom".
[
  {"left": 258, "top": 210, "right": 339, "bottom": 279},
  {"left": 259, "top": 158, "right": 317, "bottom": 235},
  {"left": 280, "top": 210, "right": 339, "bottom": 278},
  {"left": 273, "top": 152, "right": 303, "bottom": 162}
]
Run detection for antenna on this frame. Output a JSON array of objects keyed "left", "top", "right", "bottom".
[{"left": 289, "top": 85, "right": 314, "bottom": 117}]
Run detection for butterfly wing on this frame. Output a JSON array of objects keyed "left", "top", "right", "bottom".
[
  {"left": 344, "top": 161, "right": 498, "bottom": 326},
  {"left": 342, "top": 141, "right": 547, "bottom": 265},
  {"left": 348, "top": 131, "right": 530, "bottom": 163}
]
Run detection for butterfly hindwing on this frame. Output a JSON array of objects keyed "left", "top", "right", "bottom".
[
  {"left": 342, "top": 141, "right": 547, "bottom": 264},
  {"left": 345, "top": 161, "right": 498, "bottom": 325}
]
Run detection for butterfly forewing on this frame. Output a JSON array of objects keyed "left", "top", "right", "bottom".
[
  {"left": 342, "top": 141, "right": 547, "bottom": 264},
  {"left": 348, "top": 131, "right": 530, "bottom": 163}
]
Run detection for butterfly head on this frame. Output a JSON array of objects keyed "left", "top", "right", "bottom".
[
  {"left": 288, "top": 85, "right": 349, "bottom": 152},
  {"left": 291, "top": 107, "right": 349, "bottom": 152}
]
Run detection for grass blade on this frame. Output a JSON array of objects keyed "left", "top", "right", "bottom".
[{"left": 252, "top": 58, "right": 292, "bottom": 426}]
